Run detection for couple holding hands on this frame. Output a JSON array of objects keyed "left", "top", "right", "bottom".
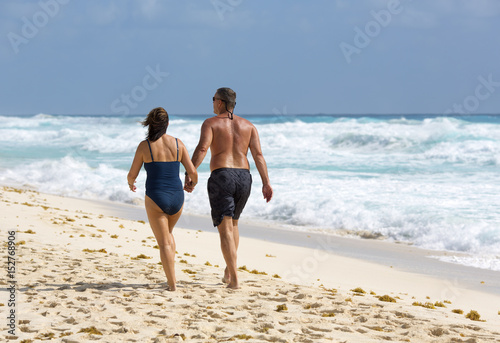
[{"left": 127, "top": 87, "right": 273, "bottom": 290}]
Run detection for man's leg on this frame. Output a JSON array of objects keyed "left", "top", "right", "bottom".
[
  {"left": 232, "top": 219, "right": 240, "bottom": 250},
  {"left": 217, "top": 216, "right": 240, "bottom": 289},
  {"left": 223, "top": 219, "right": 240, "bottom": 283}
]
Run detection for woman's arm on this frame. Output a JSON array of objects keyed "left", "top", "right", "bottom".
[
  {"left": 127, "top": 141, "right": 145, "bottom": 192},
  {"left": 178, "top": 139, "right": 198, "bottom": 190}
]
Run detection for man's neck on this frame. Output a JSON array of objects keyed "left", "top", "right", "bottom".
[{"left": 215, "top": 111, "right": 233, "bottom": 118}]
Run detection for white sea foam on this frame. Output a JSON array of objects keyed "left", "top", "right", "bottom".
[
  {"left": 430, "top": 255, "right": 500, "bottom": 272},
  {"left": 1, "top": 114, "right": 499, "bottom": 271},
  {"left": 0, "top": 156, "right": 141, "bottom": 203}
]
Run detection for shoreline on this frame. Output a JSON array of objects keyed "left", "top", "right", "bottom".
[
  {"left": 1, "top": 185, "right": 500, "bottom": 341},
  {"left": 17, "top": 185, "right": 498, "bottom": 296}
]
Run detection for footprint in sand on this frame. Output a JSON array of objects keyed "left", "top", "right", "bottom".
[
  {"left": 64, "top": 317, "right": 77, "bottom": 324},
  {"left": 308, "top": 325, "right": 332, "bottom": 333},
  {"left": 207, "top": 310, "right": 227, "bottom": 319},
  {"left": 267, "top": 296, "right": 288, "bottom": 302}
]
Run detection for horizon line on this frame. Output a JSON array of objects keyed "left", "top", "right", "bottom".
[{"left": 2, "top": 112, "right": 500, "bottom": 117}]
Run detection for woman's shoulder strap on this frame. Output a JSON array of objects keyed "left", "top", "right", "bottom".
[
  {"left": 146, "top": 139, "right": 154, "bottom": 162},
  {"left": 175, "top": 138, "right": 179, "bottom": 161}
]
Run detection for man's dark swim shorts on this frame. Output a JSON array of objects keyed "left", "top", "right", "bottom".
[{"left": 207, "top": 168, "right": 252, "bottom": 227}]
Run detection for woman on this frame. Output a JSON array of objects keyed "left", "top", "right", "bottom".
[{"left": 128, "top": 107, "right": 198, "bottom": 291}]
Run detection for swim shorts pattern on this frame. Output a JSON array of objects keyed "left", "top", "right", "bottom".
[{"left": 207, "top": 168, "right": 252, "bottom": 227}]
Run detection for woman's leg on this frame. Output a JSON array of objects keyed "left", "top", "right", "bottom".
[
  {"left": 145, "top": 196, "right": 182, "bottom": 291},
  {"left": 167, "top": 204, "right": 183, "bottom": 233}
]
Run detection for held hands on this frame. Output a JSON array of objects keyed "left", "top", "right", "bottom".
[
  {"left": 184, "top": 174, "right": 196, "bottom": 193},
  {"left": 262, "top": 184, "right": 273, "bottom": 203}
]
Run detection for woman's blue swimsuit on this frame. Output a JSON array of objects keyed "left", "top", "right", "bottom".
[{"left": 144, "top": 138, "right": 184, "bottom": 215}]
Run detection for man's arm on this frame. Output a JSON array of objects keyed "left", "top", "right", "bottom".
[
  {"left": 184, "top": 120, "right": 213, "bottom": 192},
  {"left": 191, "top": 120, "right": 213, "bottom": 169},
  {"left": 249, "top": 126, "right": 273, "bottom": 202}
]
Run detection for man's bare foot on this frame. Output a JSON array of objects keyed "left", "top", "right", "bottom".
[
  {"left": 222, "top": 267, "right": 231, "bottom": 283},
  {"left": 226, "top": 281, "right": 240, "bottom": 289},
  {"left": 166, "top": 284, "right": 176, "bottom": 291}
]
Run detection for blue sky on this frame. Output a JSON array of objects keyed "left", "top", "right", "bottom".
[{"left": 1, "top": 0, "right": 500, "bottom": 115}]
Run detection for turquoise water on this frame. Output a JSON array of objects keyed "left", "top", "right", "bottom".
[{"left": 1, "top": 113, "right": 499, "bottom": 270}]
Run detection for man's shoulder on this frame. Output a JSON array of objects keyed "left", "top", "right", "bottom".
[
  {"left": 202, "top": 117, "right": 217, "bottom": 127},
  {"left": 235, "top": 115, "right": 255, "bottom": 127}
]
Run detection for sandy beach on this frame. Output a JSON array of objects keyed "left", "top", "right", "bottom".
[{"left": 1, "top": 186, "right": 500, "bottom": 342}]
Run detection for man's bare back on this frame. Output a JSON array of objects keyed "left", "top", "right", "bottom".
[
  {"left": 185, "top": 87, "right": 272, "bottom": 289},
  {"left": 201, "top": 115, "right": 255, "bottom": 171},
  {"left": 188, "top": 92, "right": 272, "bottom": 201}
]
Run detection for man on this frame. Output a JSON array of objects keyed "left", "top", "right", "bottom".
[{"left": 185, "top": 87, "right": 273, "bottom": 289}]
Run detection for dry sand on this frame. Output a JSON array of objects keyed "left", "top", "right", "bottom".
[{"left": 1, "top": 186, "right": 500, "bottom": 342}]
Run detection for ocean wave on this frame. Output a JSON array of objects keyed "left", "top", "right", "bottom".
[
  {"left": 81, "top": 130, "right": 144, "bottom": 154},
  {"left": 4, "top": 156, "right": 498, "bottom": 262},
  {"left": 1, "top": 114, "right": 500, "bottom": 272},
  {"left": 0, "top": 128, "right": 64, "bottom": 143},
  {"left": 33, "top": 113, "right": 55, "bottom": 119},
  {"left": 0, "top": 156, "right": 144, "bottom": 204},
  {"left": 329, "top": 133, "right": 413, "bottom": 150},
  {"left": 322, "top": 117, "right": 500, "bottom": 168},
  {"left": 424, "top": 140, "right": 500, "bottom": 166}
]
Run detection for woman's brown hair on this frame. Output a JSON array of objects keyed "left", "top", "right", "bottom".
[{"left": 142, "top": 107, "right": 169, "bottom": 142}]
